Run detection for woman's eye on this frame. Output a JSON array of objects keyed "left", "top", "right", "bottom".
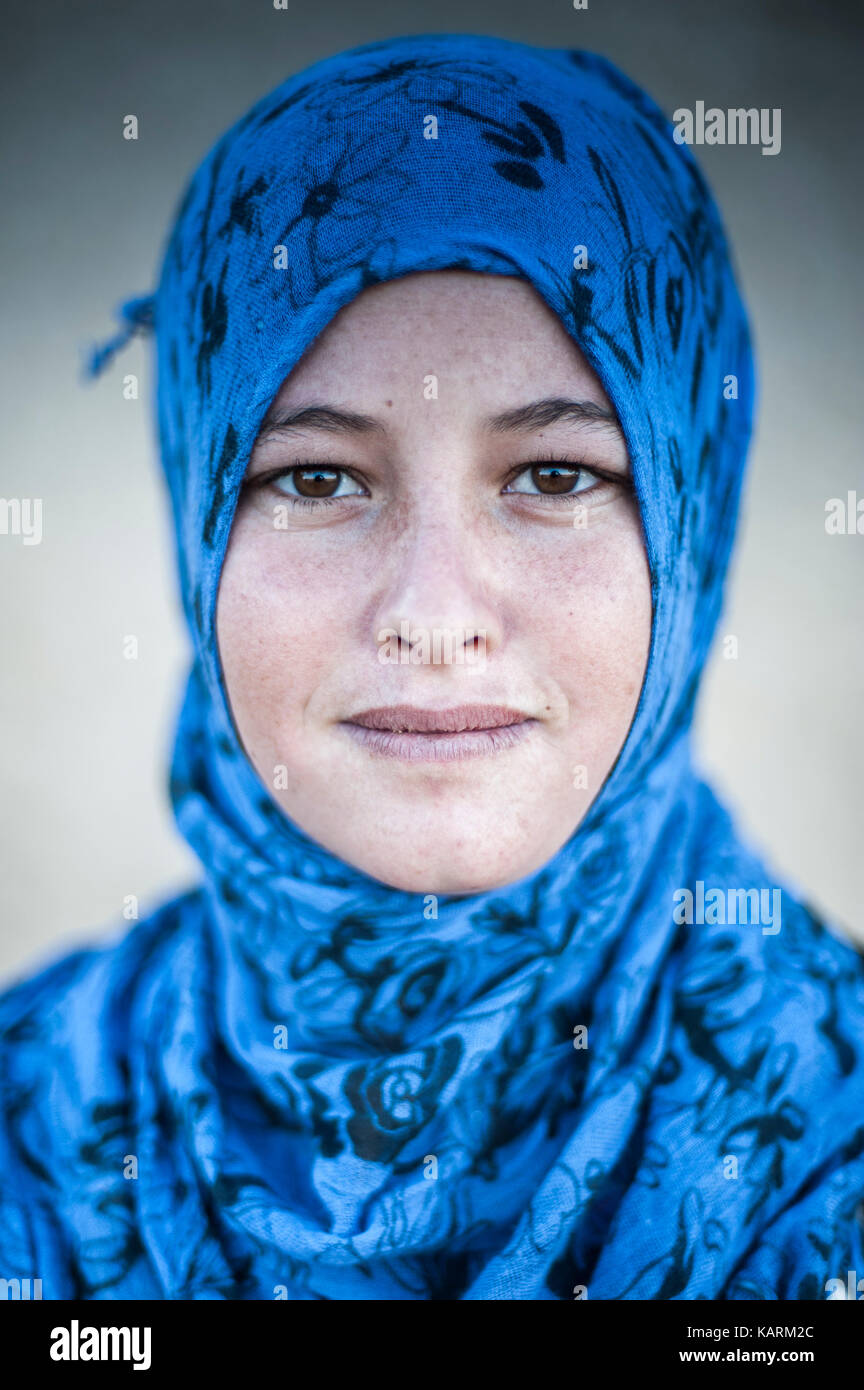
[
  {"left": 273, "top": 466, "right": 365, "bottom": 500},
  {"left": 505, "top": 463, "right": 600, "bottom": 497},
  {"left": 254, "top": 459, "right": 618, "bottom": 509}
]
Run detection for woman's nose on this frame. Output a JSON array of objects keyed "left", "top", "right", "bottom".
[{"left": 372, "top": 508, "right": 503, "bottom": 665}]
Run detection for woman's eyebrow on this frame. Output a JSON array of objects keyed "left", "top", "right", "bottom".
[
  {"left": 256, "top": 396, "right": 622, "bottom": 443},
  {"left": 256, "top": 404, "right": 386, "bottom": 439},
  {"left": 483, "top": 396, "right": 622, "bottom": 435}
]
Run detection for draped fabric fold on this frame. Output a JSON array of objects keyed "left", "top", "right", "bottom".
[{"left": 2, "top": 32, "right": 863, "bottom": 1300}]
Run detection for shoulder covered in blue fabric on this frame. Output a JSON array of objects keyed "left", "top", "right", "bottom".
[
  {"left": 0, "top": 890, "right": 202, "bottom": 1041},
  {"left": 0, "top": 890, "right": 204, "bottom": 1298}
]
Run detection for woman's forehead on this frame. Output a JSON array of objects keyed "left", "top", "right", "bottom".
[{"left": 257, "top": 270, "right": 618, "bottom": 421}]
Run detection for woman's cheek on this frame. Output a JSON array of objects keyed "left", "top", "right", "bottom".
[
  {"left": 538, "top": 523, "right": 650, "bottom": 719},
  {"left": 221, "top": 525, "right": 367, "bottom": 744},
  {"left": 225, "top": 514, "right": 351, "bottom": 630}
]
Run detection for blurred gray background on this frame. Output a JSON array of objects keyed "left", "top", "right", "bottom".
[{"left": 1, "top": 0, "right": 862, "bottom": 984}]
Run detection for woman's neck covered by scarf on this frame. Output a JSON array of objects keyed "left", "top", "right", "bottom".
[{"left": 3, "top": 33, "right": 863, "bottom": 1303}]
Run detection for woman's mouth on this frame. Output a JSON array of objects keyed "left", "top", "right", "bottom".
[{"left": 340, "top": 703, "right": 538, "bottom": 762}]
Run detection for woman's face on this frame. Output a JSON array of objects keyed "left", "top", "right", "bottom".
[{"left": 217, "top": 270, "right": 652, "bottom": 894}]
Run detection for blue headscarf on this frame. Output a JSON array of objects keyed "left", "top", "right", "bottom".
[{"left": 2, "top": 32, "right": 863, "bottom": 1301}]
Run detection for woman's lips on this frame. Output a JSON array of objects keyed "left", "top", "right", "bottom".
[{"left": 340, "top": 704, "right": 538, "bottom": 762}]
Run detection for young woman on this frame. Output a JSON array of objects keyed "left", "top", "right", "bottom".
[{"left": 1, "top": 31, "right": 862, "bottom": 1301}]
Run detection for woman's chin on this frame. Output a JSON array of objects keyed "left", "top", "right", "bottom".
[{"left": 336, "top": 829, "right": 569, "bottom": 897}]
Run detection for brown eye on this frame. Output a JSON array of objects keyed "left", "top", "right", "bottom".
[
  {"left": 504, "top": 462, "right": 602, "bottom": 501},
  {"left": 268, "top": 464, "right": 366, "bottom": 503},
  {"left": 292, "top": 466, "right": 342, "bottom": 498},
  {"left": 530, "top": 464, "right": 580, "bottom": 494}
]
